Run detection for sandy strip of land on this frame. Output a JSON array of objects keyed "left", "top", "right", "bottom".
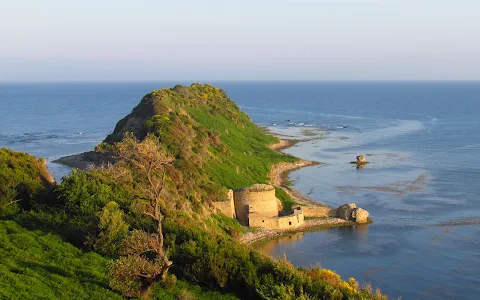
[{"left": 268, "top": 139, "right": 299, "bottom": 151}]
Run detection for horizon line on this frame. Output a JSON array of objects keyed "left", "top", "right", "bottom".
[{"left": 1, "top": 79, "right": 480, "bottom": 84}]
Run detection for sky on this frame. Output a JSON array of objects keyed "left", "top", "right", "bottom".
[{"left": 1, "top": 0, "right": 479, "bottom": 81}]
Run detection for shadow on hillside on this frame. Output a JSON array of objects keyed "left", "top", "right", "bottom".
[{"left": 18, "top": 261, "right": 110, "bottom": 289}]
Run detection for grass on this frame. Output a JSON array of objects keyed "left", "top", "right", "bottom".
[
  {"left": 274, "top": 186, "right": 296, "bottom": 211},
  {"left": 0, "top": 219, "right": 241, "bottom": 300},
  {"left": 187, "top": 105, "right": 297, "bottom": 190},
  {"left": 0, "top": 220, "right": 122, "bottom": 300}
]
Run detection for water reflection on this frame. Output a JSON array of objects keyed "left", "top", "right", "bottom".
[
  {"left": 257, "top": 225, "right": 372, "bottom": 261},
  {"left": 255, "top": 223, "right": 480, "bottom": 299},
  {"left": 256, "top": 232, "right": 306, "bottom": 255}
]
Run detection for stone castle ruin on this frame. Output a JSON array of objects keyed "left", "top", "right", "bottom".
[{"left": 213, "top": 184, "right": 304, "bottom": 230}]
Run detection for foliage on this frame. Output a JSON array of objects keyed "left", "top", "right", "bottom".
[
  {"left": 54, "top": 168, "right": 134, "bottom": 245},
  {"left": 0, "top": 148, "right": 54, "bottom": 217},
  {"left": 88, "top": 201, "right": 129, "bottom": 256}
]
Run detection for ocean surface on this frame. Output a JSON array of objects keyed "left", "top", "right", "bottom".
[{"left": 1, "top": 81, "right": 479, "bottom": 299}]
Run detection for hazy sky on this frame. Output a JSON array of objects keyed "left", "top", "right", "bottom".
[{"left": 1, "top": 0, "right": 479, "bottom": 81}]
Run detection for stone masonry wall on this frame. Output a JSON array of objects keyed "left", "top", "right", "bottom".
[
  {"left": 277, "top": 213, "right": 304, "bottom": 229},
  {"left": 248, "top": 211, "right": 304, "bottom": 229},
  {"left": 249, "top": 213, "right": 279, "bottom": 229},
  {"left": 212, "top": 189, "right": 235, "bottom": 218}
]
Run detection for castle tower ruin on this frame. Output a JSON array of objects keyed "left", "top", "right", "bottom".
[{"left": 233, "top": 184, "right": 278, "bottom": 225}]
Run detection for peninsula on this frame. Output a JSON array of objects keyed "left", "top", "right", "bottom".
[{"left": 2, "top": 84, "right": 383, "bottom": 299}]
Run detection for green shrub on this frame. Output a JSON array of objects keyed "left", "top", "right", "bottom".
[
  {"left": 88, "top": 201, "right": 128, "bottom": 256},
  {"left": 0, "top": 148, "right": 54, "bottom": 217}
]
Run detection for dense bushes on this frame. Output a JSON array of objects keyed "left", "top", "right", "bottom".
[{"left": 0, "top": 148, "right": 54, "bottom": 217}]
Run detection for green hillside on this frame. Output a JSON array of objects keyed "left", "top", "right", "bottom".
[{"left": 102, "top": 84, "right": 297, "bottom": 204}]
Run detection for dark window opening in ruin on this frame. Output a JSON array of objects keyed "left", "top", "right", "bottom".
[
  {"left": 289, "top": 221, "right": 292, "bottom": 225},
  {"left": 262, "top": 220, "right": 264, "bottom": 222}
]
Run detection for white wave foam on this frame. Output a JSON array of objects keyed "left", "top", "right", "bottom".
[
  {"left": 240, "top": 106, "right": 366, "bottom": 120},
  {"left": 313, "top": 119, "right": 425, "bottom": 150}
]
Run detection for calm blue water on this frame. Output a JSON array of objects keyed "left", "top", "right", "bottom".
[{"left": 1, "top": 81, "right": 479, "bottom": 299}]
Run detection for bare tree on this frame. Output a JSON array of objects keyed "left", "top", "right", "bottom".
[{"left": 109, "top": 133, "right": 175, "bottom": 297}]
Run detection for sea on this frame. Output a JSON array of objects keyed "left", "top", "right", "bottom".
[{"left": 1, "top": 81, "right": 479, "bottom": 299}]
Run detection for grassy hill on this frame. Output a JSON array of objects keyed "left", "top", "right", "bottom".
[{"left": 101, "top": 84, "right": 297, "bottom": 204}]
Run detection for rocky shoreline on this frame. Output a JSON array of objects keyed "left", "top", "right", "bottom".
[{"left": 52, "top": 151, "right": 114, "bottom": 170}]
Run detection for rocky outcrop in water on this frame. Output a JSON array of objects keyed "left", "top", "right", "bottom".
[
  {"left": 357, "top": 155, "right": 367, "bottom": 165},
  {"left": 337, "top": 203, "right": 356, "bottom": 220},
  {"left": 336, "top": 203, "right": 369, "bottom": 224},
  {"left": 356, "top": 155, "right": 366, "bottom": 164},
  {"left": 349, "top": 155, "right": 369, "bottom": 169},
  {"left": 351, "top": 207, "right": 369, "bottom": 224}
]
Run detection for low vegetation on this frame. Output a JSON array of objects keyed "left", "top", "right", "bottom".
[
  {"left": 0, "top": 220, "right": 122, "bottom": 300},
  {"left": 0, "top": 84, "right": 387, "bottom": 299}
]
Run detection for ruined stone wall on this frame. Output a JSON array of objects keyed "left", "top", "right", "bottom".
[
  {"left": 212, "top": 189, "right": 235, "bottom": 218},
  {"left": 234, "top": 184, "right": 278, "bottom": 224},
  {"left": 302, "top": 206, "right": 335, "bottom": 218},
  {"left": 277, "top": 213, "right": 304, "bottom": 229},
  {"left": 249, "top": 213, "right": 279, "bottom": 229},
  {"left": 248, "top": 210, "right": 305, "bottom": 230}
]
